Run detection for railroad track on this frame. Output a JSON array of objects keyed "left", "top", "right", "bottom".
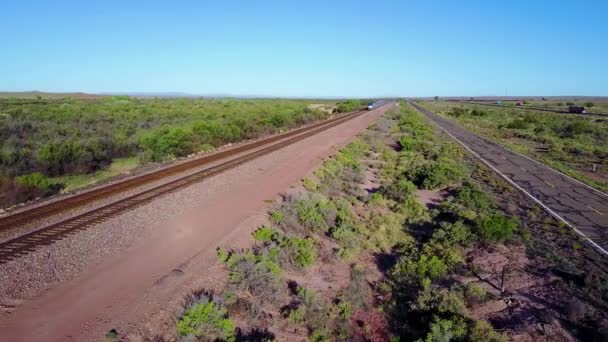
[
  {"left": 448, "top": 101, "right": 608, "bottom": 117},
  {"left": 0, "top": 107, "right": 374, "bottom": 263},
  {"left": 0, "top": 109, "right": 370, "bottom": 231}
]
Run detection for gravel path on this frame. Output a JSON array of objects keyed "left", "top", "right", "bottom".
[{"left": 0, "top": 104, "right": 392, "bottom": 341}]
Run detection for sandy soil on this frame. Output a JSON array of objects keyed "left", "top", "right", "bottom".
[{"left": 0, "top": 105, "right": 392, "bottom": 341}]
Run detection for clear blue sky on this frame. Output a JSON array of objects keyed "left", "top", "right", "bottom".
[{"left": 1, "top": 0, "right": 606, "bottom": 97}]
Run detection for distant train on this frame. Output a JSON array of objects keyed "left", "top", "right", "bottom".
[
  {"left": 367, "top": 100, "right": 389, "bottom": 110},
  {"left": 568, "top": 106, "right": 586, "bottom": 114}
]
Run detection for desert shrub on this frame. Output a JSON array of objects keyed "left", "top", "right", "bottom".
[
  {"left": 522, "top": 113, "right": 541, "bottom": 124},
  {"left": 296, "top": 196, "right": 335, "bottom": 232},
  {"left": 285, "top": 286, "right": 330, "bottom": 333},
  {"left": 361, "top": 211, "right": 411, "bottom": 252},
  {"left": 220, "top": 250, "right": 283, "bottom": 303},
  {"left": 279, "top": 236, "right": 317, "bottom": 268},
  {"left": 584, "top": 102, "right": 595, "bottom": 108},
  {"left": 464, "top": 282, "right": 487, "bottom": 304},
  {"left": 410, "top": 158, "right": 464, "bottom": 190},
  {"left": 449, "top": 107, "right": 467, "bottom": 117},
  {"left": 273, "top": 193, "right": 337, "bottom": 234},
  {"left": 302, "top": 177, "right": 318, "bottom": 191},
  {"left": 336, "top": 99, "right": 368, "bottom": 113},
  {"left": 252, "top": 226, "right": 276, "bottom": 242},
  {"left": 442, "top": 182, "right": 493, "bottom": 221},
  {"left": 15, "top": 172, "right": 62, "bottom": 194},
  {"left": 177, "top": 295, "right": 236, "bottom": 342},
  {"left": 429, "top": 221, "right": 471, "bottom": 246},
  {"left": 506, "top": 118, "right": 529, "bottom": 130},
  {"left": 394, "top": 196, "right": 430, "bottom": 224},
  {"left": 191, "top": 121, "right": 242, "bottom": 147},
  {"left": 413, "top": 288, "right": 466, "bottom": 315},
  {"left": 343, "top": 265, "right": 373, "bottom": 309},
  {"left": 468, "top": 320, "right": 506, "bottom": 342},
  {"left": 139, "top": 127, "right": 195, "bottom": 162},
  {"left": 270, "top": 210, "right": 285, "bottom": 225},
  {"left": 250, "top": 227, "right": 317, "bottom": 269},
  {"left": 0, "top": 173, "right": 63, "bottom": 207},
  {"left": 383, "top": 177, "right": 417, "bottom": 202},
  {"left": 37, "top": 138, "right": 112, "bottom": 175},
  {"left": 395, "top": 254, "right": 448, "bottom": 285},
  {"left": 330, "top": 224, "right": 360, "bottom": 252},
  {"left": 556, "top": 120, "right": 594, "bottom": 138},
  {"left": 315, "top": 140, "right": 367, "bottom": 197},
  {"left": 399, "top": 135, "right": 417, "bottom": 151},
  {"left": 367, "top": 192, "right": 385, "bottom": 206},
  {"left": 420, "top": 316, "right": 467, "bottom": 342},
  {"left": 469, "top": 108, "right": 486, "bottom": 116},
  {"left": 421, "top": 243, "right": 464, "bottom": 270},
  {"left": 475, "top": 214, "right": 517, "bottom": 242}
]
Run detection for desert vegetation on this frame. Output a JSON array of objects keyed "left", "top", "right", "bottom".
[
  {"left": 419, "top": 101, "right": 608, "bottom": 191},
  {"left": 163, "top": 103, "right": 608, "bottom": 341},
  {"left": 0, "top": 97, "right": 364, "bottom": 208}
]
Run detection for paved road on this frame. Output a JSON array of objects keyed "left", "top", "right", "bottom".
[{"left": 411, "top": 102, "right": 608, "bottom": 256}]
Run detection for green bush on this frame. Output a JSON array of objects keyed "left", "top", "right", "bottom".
[
  {"left": 335, "top": 99, "right": 368, "bottom": 113},
  {"left": 475, "top": 214, "right": 517, "bottom": 242},
  {"left": 296, "top": 197, "right": 334, "bottom": 232},
  {"left": 429, "top": 221, "right": 471, "bottom": 246},
  {"left": 177, "top": 296, "right": 236, "bottom": 341},
  {"left": 252, "top": 226, "right": 276, "bottom": 242},
  {"left": 361, "top": 211, "right": 412, "bottom": 252},
  {"left": 15, "top": 172, "right": 59, "bottom": 192},
  {"left": 449, "top": 107, "right": 467, "bottom": 117},
  {"left": 402, "top": 254, "right": 448, "bottom": 284},
  {"left": 367, "top": 192, "right": 385, "bottom": 206},
  {"left": 413, "top": 288, "right": 466, "bottom": 315},
  {"left": 221, "top": 251, "right": 283, "bottom": 303},
  {"left": 384, "top": 178, "right": 417, "bottom": 202},
  {"left": 250, "top": 227, "right": 317, "bottom": 269},
  {"left": 273, "top": 193, "right": 339, "bottom": 234},
  {"left": 464, "top": 282, "right": 487, "bottom": 304},
  {"left": 454, "top": 182, "right": 492, "bottom": 214},
  {"left": 468, "top": 320, "right": 506, "bottom": 342},
  {"left": 556, "top": 120, "right": 594, "bottom": 138},
  {"left": 413, "top": 158, "right": 464, "bottom": 190},
  {"left": 470, "top": 109, "right": 486, "bottom": 116},
  {"left": 399, "top": 135, "right": 417, "bottom": 151},
  {"left": 395, "top": 196, "right": 430, "bottom": 224},
  {"left": 420, "top": 316, "right": 467, "bottom": 342},
  {"left": 139, "top": 127, "right": 195, "bottom": 162},
  {"left": 280, "top": 236, "right": 317, "bottom": 268},
  {"left": 506, "top": 118, "right": 529, "bottom": 130},
  {"left": 302, "top": 177, "right": 318, "bottom": 191}
]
